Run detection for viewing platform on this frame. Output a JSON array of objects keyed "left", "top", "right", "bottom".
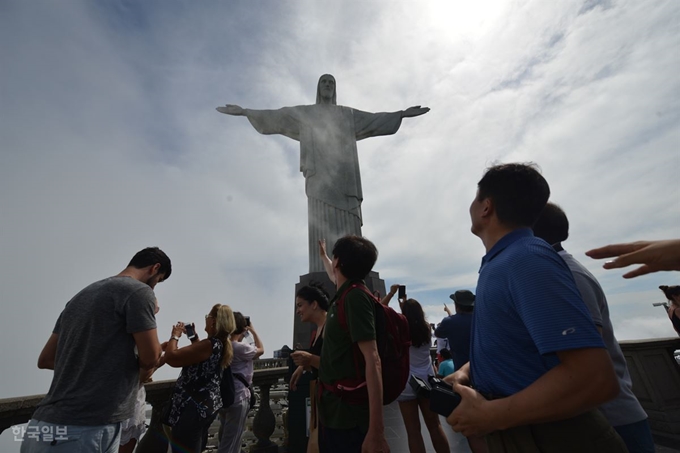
[{"left": 1, "top": 338, "right": 679, "bottom": 452}]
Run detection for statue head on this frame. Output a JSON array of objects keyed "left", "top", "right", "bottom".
[{"left": 316, "top": 74, "right": 337, "bottom": 105}]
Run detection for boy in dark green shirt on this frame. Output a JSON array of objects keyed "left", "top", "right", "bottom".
[{"left": 318, "top": 235, "right": 390, "bottom": 453}]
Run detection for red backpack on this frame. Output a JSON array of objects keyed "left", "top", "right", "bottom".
[{"left": 323, "top": 282, "right": 411, "bottom": 405}]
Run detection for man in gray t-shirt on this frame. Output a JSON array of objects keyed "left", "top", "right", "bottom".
[
  {"left": 534, "top": 204, "right": 654, "bottom": 453},
  {"left": 22, "top": 247, "right": 171, "bottom": 453}
]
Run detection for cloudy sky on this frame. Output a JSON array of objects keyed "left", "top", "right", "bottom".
[{"left": 1, "top": 0, "right": 679, "bottom": 445}]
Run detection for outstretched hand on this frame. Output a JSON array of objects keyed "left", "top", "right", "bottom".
[
  {"left": 216, "top": 104, "right": 245, "bottom": 116},
  {"left": 318, "top": 239, "right": 329, "bottom": 258},
  {"left": 586, "top": 239, "right": 680, "bottom": 278},
  {"left": 401, "top": 105, "right": 430, "bottom": 118}
]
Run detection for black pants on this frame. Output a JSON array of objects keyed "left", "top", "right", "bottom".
[
  {"left": 169, "top": 403, "right": 215, "bottom": 453},
  {"left": 319, "top": 424, "right": 366, "bottom": 453},
  {"left": 484, "top": 410, "right": 628, "bottom": 453}
]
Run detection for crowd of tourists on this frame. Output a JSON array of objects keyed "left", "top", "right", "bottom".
[{"left": 20, "top": 162, "right": 680, "bottom": 453}]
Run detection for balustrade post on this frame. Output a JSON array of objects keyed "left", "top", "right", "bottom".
[
  {"left": 250, "top": 382, "right": 278, "bottom": 453},
  {"left": 136, "top": 380, "right": 175, "bottom": 453},
  {"left": 135, "top": 399, "right": 169, "bottom": 453}
]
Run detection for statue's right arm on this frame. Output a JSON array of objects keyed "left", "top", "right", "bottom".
[
  {"left": 217, "top": 105, "right": 301, "bottom": 140},
  {"left": 216, "top": 104, "right": 246, "bottom": 116}
]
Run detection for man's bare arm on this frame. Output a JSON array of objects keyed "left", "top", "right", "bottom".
[
  {"left": 447, "top": 347, "right": 619, "bottom": 436},
  {"left": 319, "top": 239, "right": 336, "bottom": 285},
  {"left": 133, "top": 329, "right": 162, "bottom": 383},
  {"left": 38, "top": 333, "right": 58, "bottom": 370},
  {"left": 357, "top": 340, "right": 390, "bottom": 453}
]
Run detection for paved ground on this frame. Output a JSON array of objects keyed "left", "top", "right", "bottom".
[{"left": 384, "top": 401, "right": 471, "bottom": 453}]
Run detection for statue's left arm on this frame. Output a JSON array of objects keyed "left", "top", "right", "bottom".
[{"left": 352, "top": 106, "right": 429, "bottom": 141}]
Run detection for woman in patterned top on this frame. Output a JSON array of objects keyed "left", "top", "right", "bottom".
[{"left": 162, "top": 304, "right": 236, "bottom": 453}]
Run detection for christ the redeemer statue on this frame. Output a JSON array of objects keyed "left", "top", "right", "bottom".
[{"left": 217, "top": 74, "right": 429, "bottom": 272}]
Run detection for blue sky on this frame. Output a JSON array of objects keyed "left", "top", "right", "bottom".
[{"left": 1, "top": 0, "right": 679, "bottom": 447}]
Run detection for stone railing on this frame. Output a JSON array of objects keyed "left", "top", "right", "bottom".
[
  {"left": 4, "top": 342, "right": 679, "bottom": 449},
  {"left": 619, "top": 337, "right": 680, "bottom": 448},
  {"left": 0, "top": 361, "right": 289, "bottom": 453}
]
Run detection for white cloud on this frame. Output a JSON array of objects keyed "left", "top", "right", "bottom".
[{"left": 1, "top": 0, "right": 678, "bottom": 412}]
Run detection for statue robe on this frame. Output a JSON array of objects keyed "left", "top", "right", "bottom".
[{"left": 244, "top": 104, "right": 403, "bottom": 272}]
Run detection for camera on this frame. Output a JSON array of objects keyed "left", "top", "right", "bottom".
[
  {"left": 409, "top": 374, "right": 461, "bottom": 416},
  {"left": 398, "top": 285, "right": 406, "bottom": 299},
  {"left": 184, "top": 323, "right": 196, "bottom": 339}
]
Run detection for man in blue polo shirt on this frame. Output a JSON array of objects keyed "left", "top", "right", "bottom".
[{"left": 445, "top": 163, "right": 626, "bottom": 452}]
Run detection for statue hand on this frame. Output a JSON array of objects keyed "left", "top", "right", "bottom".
[
  {"left": 402, "top": 106, "right": 430, "bottom": 118},
  {"left": 216, "top": 104, "right": 245, "bottom": 116}
]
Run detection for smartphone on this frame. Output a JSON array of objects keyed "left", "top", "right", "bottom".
[
  {"left": 398, "top": 285, "right": 406, "bottom": 299},
  {"left": 245, "top": 316, "right": 251, "bottom": 327},
  {"left": 185, "top": 323, "right": 196, "bottom": 338}
]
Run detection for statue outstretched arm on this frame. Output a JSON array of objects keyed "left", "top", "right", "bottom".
[
  {"left": 216, "top": 104, "right": 246, "bottom": 116},
  {"left": 217, "top": 105, "right": 302, "bottom": 141},
  {"left": 401, "top": 105, "right": 430, "bottom": 118}
]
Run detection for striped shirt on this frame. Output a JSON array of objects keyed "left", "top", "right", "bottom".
[{"left": 470, "top": 228, "right": 604, "bottom": 397}]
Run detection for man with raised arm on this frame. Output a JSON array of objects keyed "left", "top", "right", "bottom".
[
  {"left": 317, "top": 235, "right": 389, "bottom": 453},
  {"left": 22, "top": 247, "right": 170, "bottom": 453},
  {"left": 446, "top": 163, "right": 626, "bottom": 452}
]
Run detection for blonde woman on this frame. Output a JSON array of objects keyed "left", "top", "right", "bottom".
[{"left": 162, "top": 304, "right": 235, "bottom": 453}]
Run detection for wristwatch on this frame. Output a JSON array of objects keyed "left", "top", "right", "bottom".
[{"left": 170, "top": 335, "right": 181, "bottom": 342}]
